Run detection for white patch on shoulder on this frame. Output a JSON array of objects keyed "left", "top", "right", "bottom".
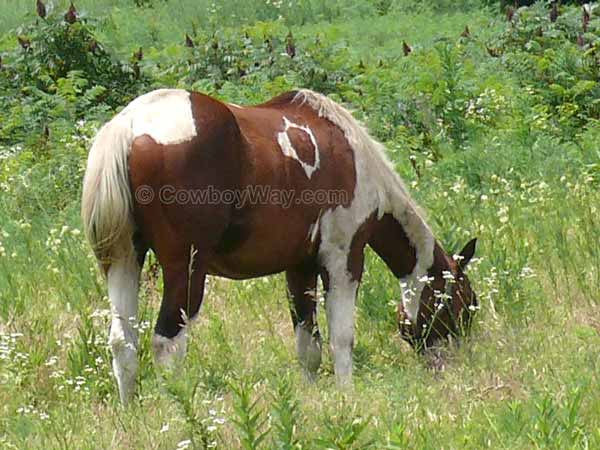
[
  {"left": 117, "top": 89, "right": 196, "bottom": 145},
  {"left": 277, "top": 116, "right": 320, "bottom": 179},
  {"left": 228, "top": 103, "right": 243, "bottom": 109},
  {"left": 295, "top": 90, "right": 435, "bottom": 325}
]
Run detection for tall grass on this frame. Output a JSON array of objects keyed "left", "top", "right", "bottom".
[
  {"left": 1, "top": 100, "right": 598, "bottom": 450},
  {"left": 0, "top": 0, "right": 384, "bottom": 37}
]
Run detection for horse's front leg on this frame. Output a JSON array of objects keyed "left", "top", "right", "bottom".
[
  {"left": 286, "top": 266, "right": 322, "bottom": 378},
  {"left": 153, "top": 250, "right": 207, "bottom": 367},
  {"left": 321, "top": 242, "right": 365, "bottom": 386}
]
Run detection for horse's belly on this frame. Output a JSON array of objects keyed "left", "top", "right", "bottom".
[
  {"left": 206, "top": 258, "right": 286, "bottom": 279},
  {"left": 207, "top": 208, "right": 318, "bottom": 279}
]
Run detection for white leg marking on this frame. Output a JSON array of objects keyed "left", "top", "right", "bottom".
[
  {"left": 295, "top": 323, "right": 322, "bottom": 377},
  {"left": 107, "top": 253, "right": 141, "bottom": 405},
  {"left": 152, "top": 329, "right": 188, "bottom": 367},
  {"left": 326, "top": 270, "right": 358, "bottom": 385},
  {"left": 277, "top": 116, "right": 321, "bottom": 179}
]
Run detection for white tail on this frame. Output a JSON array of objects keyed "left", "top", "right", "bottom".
[
  {"left": 81, "top": 89, "right": 198, "bottom": 268},
  {"left": 81, "top": 118, "right": 135, "bottom": 267}
]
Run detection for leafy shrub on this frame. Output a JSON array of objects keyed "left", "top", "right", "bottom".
[
  {"left": 489, "top": 2, "right": 600, "bottom": 137},
  {"left": 0, "top": 5, "right": 145, "bottom": 147},
  {"left": 163, "top": 26, "right": 353, "bottom": 97}
]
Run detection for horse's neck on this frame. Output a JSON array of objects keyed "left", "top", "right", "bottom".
[
  {"left": 370, "top": 213, "right": 449, "bottom": 280},
  {"left": 369, "top": 213, "right": 419, "bottom": 279}
]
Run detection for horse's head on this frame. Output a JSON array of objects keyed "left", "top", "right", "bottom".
[{"left": 398, "top": 238, "right": 478, "bottom": 350}]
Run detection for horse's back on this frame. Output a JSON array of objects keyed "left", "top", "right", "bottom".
[{"left": 228, "top": 90, "right": 357, "bottom": 193}]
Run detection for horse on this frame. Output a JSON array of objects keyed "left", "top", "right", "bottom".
[{"left": 81, "top": 88, "right": 478, "bottom": 404}]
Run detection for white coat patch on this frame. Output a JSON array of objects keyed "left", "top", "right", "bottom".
[
  {"left": 117, "top": 89, "right": 197, "bottom": 145},
  {"left": 277, "top": 116, "right": 320, "bottom": 179}
]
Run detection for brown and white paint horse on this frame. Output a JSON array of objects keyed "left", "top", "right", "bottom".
[{"left": 81, "top": 89, "right": 478, "bottom": 404}]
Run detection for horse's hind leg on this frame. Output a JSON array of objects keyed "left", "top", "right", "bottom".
[
  {"left": 286, "top": 266, "right": 322, "bottom": 377},
  {"left": 153, "top": 250, "right": 207, "bottom": 367},
  {"left": 107, "top": 250, "right": 145, "bottom": 405}
]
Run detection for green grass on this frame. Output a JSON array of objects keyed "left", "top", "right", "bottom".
[
  {"left": 1, "top": 1, "right": 600, "bottom": 449},
  {"left": 0, "top": 0, "right": 406, "bottom": 43},
  {"left": 1, "top": 172, "right": 599, "bottom": 449}
]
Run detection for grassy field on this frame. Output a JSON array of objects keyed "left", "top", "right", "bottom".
[{"left": 1, "top": 1, "right": 600, "bottom": 449}]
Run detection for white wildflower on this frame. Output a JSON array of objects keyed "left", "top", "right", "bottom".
[{"left": 176, "top": 439, "right": 192, "bottom": 450}]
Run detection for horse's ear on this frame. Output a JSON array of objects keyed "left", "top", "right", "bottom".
[{"left": 458, "top": 238, "right": 477, "bottom": 270}]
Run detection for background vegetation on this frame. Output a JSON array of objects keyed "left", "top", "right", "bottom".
[{"left": 0, "top": 0, "right": 599, "bottom": 448}]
